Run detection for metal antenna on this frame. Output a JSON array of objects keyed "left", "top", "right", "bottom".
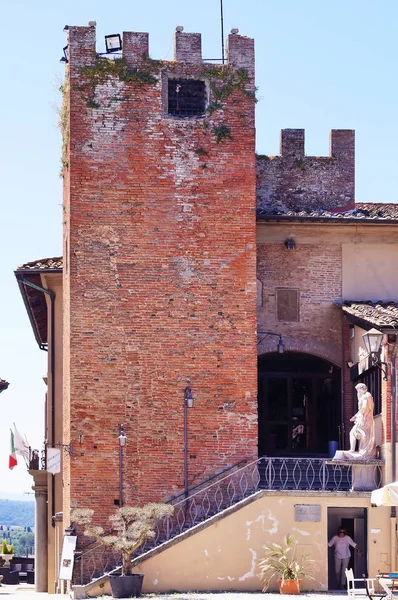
[{"left": 220, "top": 0, "right": 225, "bottom": 64}]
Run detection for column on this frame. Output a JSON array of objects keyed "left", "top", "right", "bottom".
[{"left": 30, "top": 470, "right": 48, "bottom": 592}]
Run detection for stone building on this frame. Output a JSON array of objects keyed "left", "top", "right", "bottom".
[{"left": 15, "top": 21, "right": 398, "bottom": 594}]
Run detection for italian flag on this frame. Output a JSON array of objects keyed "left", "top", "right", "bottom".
[{"left": 9, "top": 430, "right": 17, "bottom": 470}]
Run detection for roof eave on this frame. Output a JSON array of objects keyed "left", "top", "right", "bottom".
[
  {"left": 256, "top": 215, "right": 398, "bottom": 224},
  {"left": 14, "top": 272, "right": 48, "bottom": 348}
]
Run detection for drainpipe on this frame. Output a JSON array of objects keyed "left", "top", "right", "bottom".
[
  {"left": 16, "top": 277, "right": 56, "bottom": 527},
  {"left": 391, "top": 345, "right": 397, "bottom": 484},
  {"left": 390, "top": 344, "right": 397, "bottom": 570}
]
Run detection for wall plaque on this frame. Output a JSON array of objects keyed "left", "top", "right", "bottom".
[
  {"left": 295, "top": 504, "right": 321, "bottom": 522},
  {"left": 276, "top": 288, "right": 299, "bottom": 322}
]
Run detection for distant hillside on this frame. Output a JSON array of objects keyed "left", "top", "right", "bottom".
[{"left": 0, "top": 500, "right": 34, "bottom": 527}]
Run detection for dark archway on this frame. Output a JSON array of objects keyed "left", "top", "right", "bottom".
[{"left": 258, "top": 352, "right": 341, "bottom": 456}]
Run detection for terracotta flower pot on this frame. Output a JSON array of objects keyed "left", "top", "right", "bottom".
[{"left": 278, "top": 578, "right": 301, "bottom": 594}]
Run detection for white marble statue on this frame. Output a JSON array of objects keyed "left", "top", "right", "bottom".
[{"left": 335, "top": 383, "right": 376, "bottom": 460}]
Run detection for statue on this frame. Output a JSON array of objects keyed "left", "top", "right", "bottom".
[{"left": 337, "top": 383, "right": 376, "bottom": 460}]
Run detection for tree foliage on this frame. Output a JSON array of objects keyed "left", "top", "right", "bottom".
[
  {"left": 0, "top": 500, "right": 34, "bottom": 528},
  {"left": 72, "top": 503, "right": 174, "bottom": 576}
]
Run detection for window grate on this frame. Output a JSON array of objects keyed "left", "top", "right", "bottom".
[{"left": 168, "top": 79, "right": 206, "bottom": 117}]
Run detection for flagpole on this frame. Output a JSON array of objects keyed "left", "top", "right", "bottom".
[{"left": 220, "top": 0, "right": 225, "bottom": 64}]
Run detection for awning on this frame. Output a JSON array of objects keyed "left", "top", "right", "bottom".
[{"left": 371, "top": 481, "right": 398, "bottom": 506}]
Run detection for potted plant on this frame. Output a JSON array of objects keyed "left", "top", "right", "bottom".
[
  {"left": 258, "top": 533, "right": 315, "bottom": 594},
  {"left": 0, "top": 540, "right": 14, "bottom": 567},
  {"left": 72, "top": 503, "right": 174, "bottom": 598}
]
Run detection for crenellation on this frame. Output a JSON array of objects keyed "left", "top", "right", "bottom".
[
  {"left": 67, "top": 25, "right": 96, "bottom": 69},
  {"left": 330, "top": 128, "right": 355, "bottom": 159},
  {"left": 281, "top": 129, "right": 305, "bottom": 157},
  {"left": 174, "top": 30, "right": 202, "bottom": 63},
  {"left": 122, "top": 32, "right": 149, "bottom": 67},
  {"left": 257, "top": 128, "right": 355, "bottom": 213},
  {"left": 227, "top": 32, "right": 255, "bottom": 83}
]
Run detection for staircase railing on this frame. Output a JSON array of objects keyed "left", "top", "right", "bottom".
[{"left": 74, "top": 456, "right": 383, "bottom": 585}]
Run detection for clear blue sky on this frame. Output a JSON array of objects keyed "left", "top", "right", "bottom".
[{"left": 0, "top": 0, "right": 397, "bottom": 496}]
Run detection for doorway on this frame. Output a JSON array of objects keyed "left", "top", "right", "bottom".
[
  {"left": 258, "top": 352, "right": 341, "bottom": 456},
  {"left": 327, "top": 507, "right": 367, "bottom": 590}
]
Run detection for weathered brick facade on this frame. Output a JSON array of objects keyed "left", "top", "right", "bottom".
[
  {"left": 256, "top": 237, "right": 342, "bottom": 365},
  {"left": 63, "top": 24, "right": 258, "bottom": 523},
  {"left": 257, "top": 129, "right": 355, "bottom": 213}
]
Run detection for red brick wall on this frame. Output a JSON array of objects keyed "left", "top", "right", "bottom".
[
  {"left": 257, "top": 129, "right": 355, "bottom": 213},
  {"left": 63, "top": 24, "right": 257, "bottom": 522},
  {"left": 257, "top": 241, "right": 343, "bottom": 365}
]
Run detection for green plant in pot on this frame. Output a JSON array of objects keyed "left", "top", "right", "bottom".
[
  {"left": 0, "top": 539, "right": 14, "bottom": 567},
  {"left": 72, "top": 503, "right": 174, "bottom": 598},
  {"left": 258, "top": 533, "right": 315, "bottom": 594}
]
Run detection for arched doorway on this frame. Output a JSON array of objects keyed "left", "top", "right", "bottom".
[{"left": 258, "top": 352, "right": 341, "bottom": 456}]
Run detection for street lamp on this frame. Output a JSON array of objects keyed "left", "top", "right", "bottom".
[
  {"left": 184, "top": 387, "right": 194, "bottom": 499},
  {"left": 118, "top": 424, "right": 126, "bottom": 507},
  {"left": 257, "top": 331, "right": 285, "bottom": 354},
  {"left": 362, "top": 328, "right": 388, "bottom": 380}
]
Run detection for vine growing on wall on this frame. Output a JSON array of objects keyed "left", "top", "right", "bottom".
[
  {"left": 200, "top": 65, "right": 257, "bottom": 144},
  {"left": 80, "top": 56, "right": 161, "bottom": 108},
  {"left": 58, "top": 74, "right": 69, "bottom": 176}
]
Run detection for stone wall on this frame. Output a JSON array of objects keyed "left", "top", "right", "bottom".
[{"left": 257, "top": 128, "right": 355, "bottom": 213}]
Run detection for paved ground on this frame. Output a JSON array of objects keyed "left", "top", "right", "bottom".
[{"left": 0, "top": 583, "right": 349, "bottom": 599}]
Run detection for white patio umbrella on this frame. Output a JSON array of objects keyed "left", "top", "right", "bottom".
[{"left": 371, "top": 481, "right": 398, "bottom": 506}]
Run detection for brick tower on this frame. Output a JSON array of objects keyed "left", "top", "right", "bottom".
[{"left": 62, "top": 22, "right": 257, "bottom": 524}]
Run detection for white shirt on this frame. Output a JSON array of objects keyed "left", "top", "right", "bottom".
[{"left": 328, "top": 534, "right": 357, "bottom": 559}]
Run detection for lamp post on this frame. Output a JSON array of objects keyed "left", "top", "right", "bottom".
[
  {"left": 257, "top": 331, "right": 285, "bottom": 353},
  {"left": 118, "top": 424, "right": 126, "bottom": 507},
  {"left": 184, "top": 387, "right": 194, "bottom": 500},
  {"left": 362, "top": 327, "right": 397, "bottom": 570}
]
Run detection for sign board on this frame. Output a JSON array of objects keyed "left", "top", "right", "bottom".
[
  {"left": 59, "top": 535, "right": 77, "bottom": 580},
  {"left": 47, "top": 448, "right": 61, "bottom": 474},
  {"left": 295, "top": 504, "right": 321, "bottom": 522}
]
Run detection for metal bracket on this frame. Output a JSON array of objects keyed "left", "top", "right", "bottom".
[{"left": 50, "top": 442, "right": 73, "bottom": 456}]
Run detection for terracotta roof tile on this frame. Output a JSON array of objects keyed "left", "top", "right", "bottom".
[
  {"left": 342, "top": 301, "right": 398, "bottom": 328},
  {"left": 257, "top": 203, "right": 398, "bottom": 221},
  {"left": 16, "top": 257, "right": 63, "bottom": 271}
]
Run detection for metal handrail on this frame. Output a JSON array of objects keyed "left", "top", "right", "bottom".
[
  {"left": 75, "top": 456, "right": 384, "bottom": 585},
  {"left": 165, "top": 458, "right": 249, "bottom": 503},
  {"left": 75, "top": 458, "right": 249, "bottom": 561}
]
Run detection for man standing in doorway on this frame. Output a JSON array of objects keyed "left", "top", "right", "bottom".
[{"left": 328, "top": 527, "right": 362, "bottom": 589}]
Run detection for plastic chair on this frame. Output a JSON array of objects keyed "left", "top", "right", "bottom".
[{"left": 346, "top": 568, "right": 376, "bottom": 597}]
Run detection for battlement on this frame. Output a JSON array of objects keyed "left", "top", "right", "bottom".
[
  {"left": 65, "top": 21, "right": 254, "bottom": 72},
  {"left": 257, "top": 129, "right": 355, "bottom": 212},
  {"left": 280, "top": 128, "right": 355, "bottom": 160}
]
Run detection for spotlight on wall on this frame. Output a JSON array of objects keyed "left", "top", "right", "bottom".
[
  {"left": 347, "top": 361, "right": 354, "bottom": 369},
  {"left": 176, "top": 25, "right": 184, "bottom": 32},
  {"left": 284, "top": 238, "right": 296, "bottom": 250},
  {"left": 231, "top": 28, "right": 239, "bottom": 34},
  {"left": 60, "top": 45, "right": 69, "bottom": 64},
  {"left": 105, "top": 34, "right": 122, "bottom": 53}
]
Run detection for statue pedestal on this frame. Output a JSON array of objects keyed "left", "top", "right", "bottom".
[{"left": 351, "top": 464, "right": 380, "bottom": 491}]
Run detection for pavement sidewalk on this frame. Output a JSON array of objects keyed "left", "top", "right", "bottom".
[{"left": 0, "top": 584, "right": 348, "bottom": 600}]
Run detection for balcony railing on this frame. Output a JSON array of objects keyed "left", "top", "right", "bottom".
[{"left": 74, "top": 455, "right": 384, "bottom": 585}]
